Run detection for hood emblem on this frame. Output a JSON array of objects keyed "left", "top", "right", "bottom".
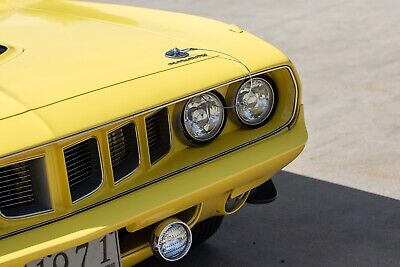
[{"left": 165, "top": 47, "right": 189, "bottom": 59}]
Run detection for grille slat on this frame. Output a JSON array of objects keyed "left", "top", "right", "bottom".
[
  {"left": 0, "top": 192, "right": 33, "bottom": 202},
  {"left": 66, "top": 159, "right": 92, "bottom": 174},
  {"left": 109, "top": 140, "right": 127, "bottom": 150},
  {"left": 67, "top": 165, "right": 92, "bottom": 181},
  {"left": 0, "top": 174, "right": 31, "bottom": 185},
  {"left": 110, "top": 144, "right": 128, "bottom": 155},
  {"left": 109, "top": 131, "right": 125, "bottom": 140},
  {"left": 65, "top": 148, "right": 90, "bottom": 160},
  {"left": 64, "top": 138, "right": 102, "bottom": 202},
  {"left": 110, "top": 147, "right": 129, "bottom": 162},
  {"left": 69, "top": 171, "right": 91, "bottom": 187},
  {"left": 112, "top": 158, "right": 127, "bottom": 168},
  {"left": 110, "top": 139, "right": 131, "bottom": 150},
  {"left": 0, "top": 184, "right": 33, "bottom": 196},
  {"left": 0, "top": 162, "right": 34, "bottom": 211},
  {"left": 111, "top": 153, "right": 129, "bottom": 167},
  {"left": 145, "top": 121, "right": 159, "bottom": 128},
  {"left": 111, "top": 143, "right": 129, "bottom": 155},
  {"left": 147, "top": 130, "right": 160, "bottom": 140},
  {"left": 145, "top": 108, "right": 171, "bottom": 164},
  {"left": 0, "top": 158, "right": 51, "bottom": 217},
  {"left": 108, "top": 124, "right": 139, "bottom": 183},
  {"left": 0, "top": 195, "right": 34, "bottom": 208},
  {"left": 0, "top": 180, "right": 31, "bottom": 190},
  {"left": 147, "top": 137, "right": 161, "bottom": 146},
  {"left": 65, "top": 157, "right": 92, "bottom": 172},
  {"left": 0, "top": 168, "right": 29, "bottom": 175},
  {"left": 65, "top": 141, "right": 87, "bottom": 151}
]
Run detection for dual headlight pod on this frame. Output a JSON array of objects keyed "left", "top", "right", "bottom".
[{"left": 175, "top": 77, "right": 275, "bottom": 145}]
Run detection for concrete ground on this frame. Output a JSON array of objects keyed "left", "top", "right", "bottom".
[
  {"left": 85, "top": 1, "right": 400, "bottom": 266},
  {"left": 89, "top": 0, "right": 400, "bottom": 199}
]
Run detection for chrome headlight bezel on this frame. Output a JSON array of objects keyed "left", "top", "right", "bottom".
[
  {"left": 174, "top": 91, "right": 227, "bottom": 146},
  {"left": 227, "top": 76, "right": 276, "bottom": 128}
]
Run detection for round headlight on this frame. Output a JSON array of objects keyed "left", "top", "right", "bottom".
[
  {"left": 180, "top": 92, "right": 226, "bottom": 144},
  {"left": 152, "top": 219, "right": 192, "bottom": 262},
  {"left": 231, "top": 77, "right": 275, "bottom": 127}
]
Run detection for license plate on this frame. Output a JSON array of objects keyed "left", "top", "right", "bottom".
[{"left": 26, "top": 232, "right": 121, "bottom": 267}]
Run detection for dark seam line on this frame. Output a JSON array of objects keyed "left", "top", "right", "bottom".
[
  {"left": 0, "top": 125, "right": 289, "bottom": 240},
  {"left": 0, "top": 65, "right": 298, "bottom": 239},
  {"left": 0, "top": 56, "right": 216, "bottom": 121},
  {"left": 0, "top": 64, "right": 290, "bottom": 161}
]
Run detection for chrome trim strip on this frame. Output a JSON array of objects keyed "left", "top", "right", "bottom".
[
  {"left": 106, "top": 122, "right": 141, "bottom": 185},
  {"left": 0, "top": 155, "right": 54, "bottom": 219},
  {"left": 62, "top": 137, "right": 104, "bottom": 204},
  {"left": 0, "top": 65, "right": 297, "bottom": 162}
]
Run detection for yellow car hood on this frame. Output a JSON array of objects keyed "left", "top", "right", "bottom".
[
  {"left": 0, "top": 0, "right": 289, "bottom": 156},
  {"left": 0, "top": 1, "right": 209, "bottom": 119}
]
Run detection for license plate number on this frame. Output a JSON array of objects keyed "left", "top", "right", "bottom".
[{"left": 26, "top": 232, "right": 121, "bottom": 267}]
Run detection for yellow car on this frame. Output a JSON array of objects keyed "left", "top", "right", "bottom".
[{"left": 0, "top": 1, "right": 307, "bottom": 266}]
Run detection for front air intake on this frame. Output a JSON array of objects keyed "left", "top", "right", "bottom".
[
  {"left": 108, "top": 123, "right": 139, "bottom": 183},
  {"left": 0, "top": 157, "right": 51, "bottom": 218},
  {"left": 64, "top": 138, "right": 102, "bottom": 202},
  {"left": 145, "top": 108, "right": 171, "bottom": 164}
]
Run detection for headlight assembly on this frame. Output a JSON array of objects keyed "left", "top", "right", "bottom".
[
  {"left": 175, "top": 91, "right": 226, "bottom": 145},
  {"left": 228, "top": 77, "right": 275, "bottom": 128}
]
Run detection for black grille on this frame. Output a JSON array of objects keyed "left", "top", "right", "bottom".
[
  {"left": 0, "top": 162, "right": 33, "bottom": 209},
  {"left": 64, "top": 138, "right": 102, "bottom": 202},
  {"left": 108, "top": 124, "right": 139, "bottom": 182},
  {"left": 145, "top": 108, "right": 171, "bottom": 164},
  {"left": 0, "top": 158, "right": 51, "bottom": 217},
  {"left": 0, "top": 45, "right": 7, "bottom": 55}
]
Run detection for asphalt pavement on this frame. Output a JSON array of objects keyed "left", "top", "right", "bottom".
[
  {"left": 83, "top": 1, "right": 400, "bottom": 266},
  {"left": 138, "top": 171, "right": 400, "bottom": 266}
]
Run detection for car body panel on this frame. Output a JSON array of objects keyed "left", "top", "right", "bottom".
[
  {"left": 0, "top": 65, "right": 299, "bottom": 233},
  {"left": 0, "top": 0, "right": 286, "bottom": 118},
  {"left": 0, "top": 1, "right": 288, "bottom": 158},
  {"left": 0, "top": 1, "right": 307, "bottom": 266},
  {"left": 0, "top": 106, "right": 307, "bottom": 266}
]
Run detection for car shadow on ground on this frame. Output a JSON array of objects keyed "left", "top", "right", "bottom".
[{"left": 137, "top": 171, "right": 400, "bottom": 267}]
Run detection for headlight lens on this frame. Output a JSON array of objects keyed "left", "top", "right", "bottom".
[
  {"left": 181, "top": 92, "right": 226, "bottom": 144},
  {"left": 234, "top": 78, "right": 275, "bottom": 127}
]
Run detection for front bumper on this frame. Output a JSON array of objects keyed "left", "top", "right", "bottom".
[{"left": 0, "top": 106, "right": 307, "bottom": 266}]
